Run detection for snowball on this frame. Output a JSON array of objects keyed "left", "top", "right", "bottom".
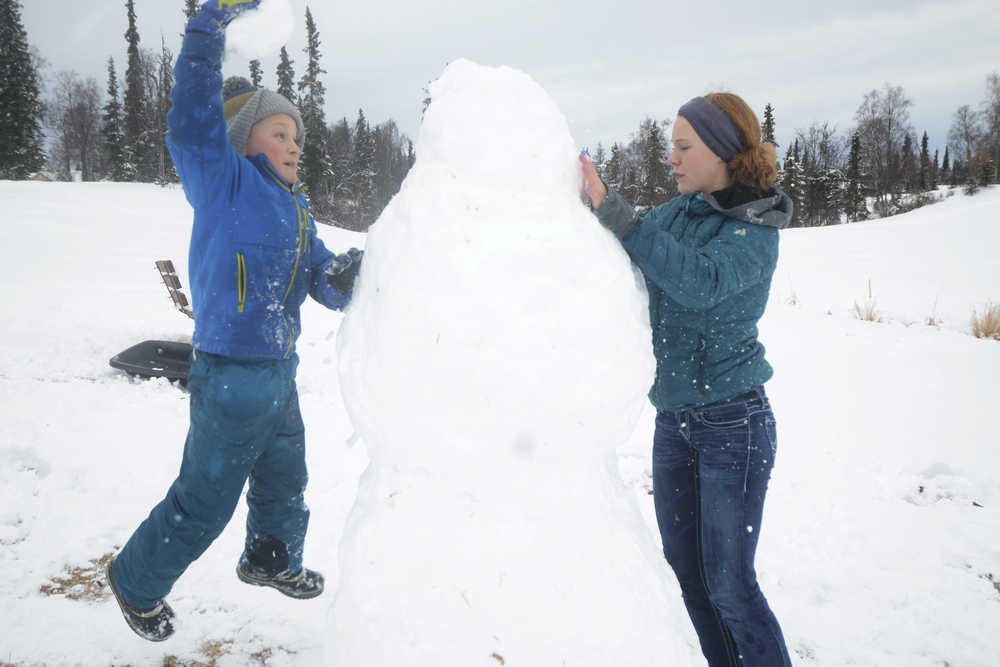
[{"left": 226, "top": 0, "right": 294, "bottom": 61}]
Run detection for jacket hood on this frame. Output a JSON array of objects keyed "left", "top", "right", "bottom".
[{"left": 701, "top": 184, "right": 793, "bottom": 230}]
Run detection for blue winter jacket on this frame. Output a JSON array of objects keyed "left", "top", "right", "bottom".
[
  {"left": 165, "top": 26, "right": 350, "bottom": 360},
  {"left": 596, "top": 185, "right": 792, "bottom": 411}
]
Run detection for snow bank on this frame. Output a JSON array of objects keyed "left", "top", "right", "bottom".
[{"left": 0, "top": 180, "right": 997, "bottom": 667}]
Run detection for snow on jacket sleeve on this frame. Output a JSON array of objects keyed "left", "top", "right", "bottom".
[
  {"left": 307, "top": 225, "right": 354, "bottom": 311},
  {"left": 165, "top": 20, "right": 242, "bottom": 210}
]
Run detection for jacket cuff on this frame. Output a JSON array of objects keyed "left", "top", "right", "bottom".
[
  {"left": 595, "top": 187, "right": 639, "bottom": 239},
  {"left": 186, "top": 6, "right": 228, "bottom": 36}
]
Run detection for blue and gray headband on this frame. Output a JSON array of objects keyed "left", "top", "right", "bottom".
[{"left": 677, "top": 97, "right": 744, "bottom": 162}]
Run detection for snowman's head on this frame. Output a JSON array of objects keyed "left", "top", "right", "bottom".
[{"left": 416, "top": 60, "right": 580, "bottom": 196}]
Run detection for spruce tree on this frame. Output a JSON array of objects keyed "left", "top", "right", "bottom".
[
  {"left": 328, "top": 116, "right": 352, "bottom": 203},
  {"left": 296, "top": 7, "right": 331, "bottom": 199},
  {"left": 952, "top": 158, "right": 963, "bottom": 186},
  {"left": 964, "top": 159, "right": 980, "bottom": 195},
  {"left": 101, "top": 56, "right": 127, "bottom": 181},
  {"left": 122, "top": 0, "right": 156, "bottom": 180},
  {"left": 154, "top": 38, "right": 176, "bottom": 184},
  {"left": 604, "top": 143, "right": 624, "bottom": 193},
  {"left": 276, "top": 47, "right": 296, "bottom": 103},
  {"left": 931, "top": 149, "right": 939, "bottom": 189},
  {"left": 0, "top": 0, "right": 46, "bottom": 179},
  {"left": 350, "top": 108, "right": 376, "bottom": 226},
  {"left": 781, "top": 140, "right": 804, "bottom": 227},
  {"left": 918, "top": 132, "right": 930, "bottom": 191},
  {"left": 761, "top": 103, "right": 777, "bottom": 148},
  {"left": 900, "top": 133, "right": 917, "bottom": 194},
  {"left": 844, "top": 133, "right": 866, "bottom": 221},
  {"left": 249, "top": 59, "right": 263, "bottom": 87},
  {"left": 640, "top": 119, "right": 670, "bottom": 209},
  {"left": 183, "top": 0, "right": 199, "bottom": 20},
  {"left": 941, "top": 146, "right": 950, "bottom": 185}
]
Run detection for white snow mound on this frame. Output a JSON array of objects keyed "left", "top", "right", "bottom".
[{"left": 330, "top": 59, "right": 692, "bottom": 665}]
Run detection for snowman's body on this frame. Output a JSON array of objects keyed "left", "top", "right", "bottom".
[{"left": 330, "top": 60, "right": 693, "bottom": 665}]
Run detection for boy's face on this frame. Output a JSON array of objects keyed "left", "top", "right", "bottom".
[{"left": 245, "top": 113, "right": 300, "bottom": 185}]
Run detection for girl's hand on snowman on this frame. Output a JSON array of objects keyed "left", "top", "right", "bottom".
[{"left": 579, "top": 150, "right": 607, "bottom": 209}]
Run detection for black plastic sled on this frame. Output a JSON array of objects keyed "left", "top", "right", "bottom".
[{"left": 109, "top": 340, "right": 192, "bottom": 383}]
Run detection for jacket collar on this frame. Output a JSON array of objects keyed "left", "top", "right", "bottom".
[
  {"left": 247, "top": 153, "right": 303, "bottom": 194},
  {"left": 698, "top": 184, "right": 793, "bottom": 229}
]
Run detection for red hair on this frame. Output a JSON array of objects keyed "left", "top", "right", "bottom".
[{"left": 705, "top": 92, "right": 778, "bottom": 190}]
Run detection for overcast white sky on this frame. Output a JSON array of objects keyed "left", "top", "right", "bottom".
[{"left": 21, "top": 0, "right": 1000, "bottom": 157}]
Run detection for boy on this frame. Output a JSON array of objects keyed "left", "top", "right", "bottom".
[{"left": 105, "top": 0, "right": 361, "bottom": 642}]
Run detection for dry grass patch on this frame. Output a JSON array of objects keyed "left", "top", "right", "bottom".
[
  {"left": 852, "top": 299, "right": 883, "bottom": 323},
  {"left": 971, "top": 302, "right": 1000, "bottom": 340},
  {"left": 163, "top": 640, "right": 234, "bottom": 667},
  {"left": 162, "top": 640, "right": 294, "bottom": 666},
  {"left": 39, "top": 552, "right": 114, "bottom": 601}
]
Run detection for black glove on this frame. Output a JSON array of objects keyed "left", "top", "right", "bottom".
[{"left": 325, "top": 249, "right": 363, "bottom": 293}]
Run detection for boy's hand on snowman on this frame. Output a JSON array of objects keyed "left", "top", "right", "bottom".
[
  {"left": 188, "top": 0, "right": 262, "bottom": 34},
  {"left": 325, "top": 249, "right": 364, "bottom": 292}
]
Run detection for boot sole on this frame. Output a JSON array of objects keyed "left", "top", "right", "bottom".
[{"left": 236, "top": 566, "right": 324, "bottom": 599}]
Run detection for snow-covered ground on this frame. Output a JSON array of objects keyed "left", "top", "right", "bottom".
[{"left": 1, "top": 180, "right": 998, "bottom": 666}]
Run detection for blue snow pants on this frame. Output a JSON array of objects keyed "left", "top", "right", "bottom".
[{"left": 114, "top": 350, "right": 309, "bottom": 610}]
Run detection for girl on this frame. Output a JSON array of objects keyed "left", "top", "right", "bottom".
[{"left": 581, "top": 93, "right": 793, "bottom": 666}]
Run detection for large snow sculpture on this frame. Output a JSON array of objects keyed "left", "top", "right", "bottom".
[{"left": 330, "top": 59, "right": 692, "bottom": 665}]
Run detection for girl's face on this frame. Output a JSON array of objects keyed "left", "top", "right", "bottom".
[
  {"left": 245, "top": 113, "right": 300, "bottom": 185},
  {"left": 669, "top": 116, "right": 732, "bottom": 195}
]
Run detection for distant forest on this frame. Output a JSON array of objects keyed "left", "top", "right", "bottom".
[{"left": 2, "top": 0, "right": 998, "bottom": 229}]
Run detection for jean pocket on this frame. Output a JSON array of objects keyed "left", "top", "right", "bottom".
[{"left": 695, "top": 401, "right": 749, "bottom": 428}]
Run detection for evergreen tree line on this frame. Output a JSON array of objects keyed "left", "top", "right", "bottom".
[
  {"left": 3, "top": 0, "right": 999, "bottom": 228},
  {"left": 781, "top": 79, "right": 1000, "bottom": 226},
  {"left": 0, "top": 0, "right": 412, "bottom": 230}
]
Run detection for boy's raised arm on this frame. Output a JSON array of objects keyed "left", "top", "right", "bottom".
[{"left": 166, "top": 1, "right": 260, "bottom": 205}]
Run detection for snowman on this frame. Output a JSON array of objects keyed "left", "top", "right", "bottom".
[{"left": 329, "top": 59, "right": 694, "bottom": 665}]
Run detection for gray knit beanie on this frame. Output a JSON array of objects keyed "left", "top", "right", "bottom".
[{"left": 222, "top": 76, "right": 304, "bottom": 155}]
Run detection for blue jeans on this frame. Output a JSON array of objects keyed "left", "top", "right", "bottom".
[
  {"left": 652, "top": 387, "right": 791, "bottom": 667},
  {"left": 114, "top": 351, "right": 310, "bottom": 609}
]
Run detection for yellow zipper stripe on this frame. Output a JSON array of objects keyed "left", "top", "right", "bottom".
[
  {"left": 282, "top": 199, "right": 305, "bottom": 304},
  {"left": 236, "top": 252, "right": 247, "bottom": 313}
]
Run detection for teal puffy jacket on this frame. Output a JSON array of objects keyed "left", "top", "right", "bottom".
[
  {"left": 166, "top": 21, "right": 351, "bottom": 360},
  {"left": 596, "top": 185, "right": 792, "bottom": 411}
]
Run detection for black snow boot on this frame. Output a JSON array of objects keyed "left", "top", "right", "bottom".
[
  {"left": 105, "top": 557, "right": 176, "bottom": 642},
  {"left": 236, "top": 536, "right": 324, "bottom": 599}
]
